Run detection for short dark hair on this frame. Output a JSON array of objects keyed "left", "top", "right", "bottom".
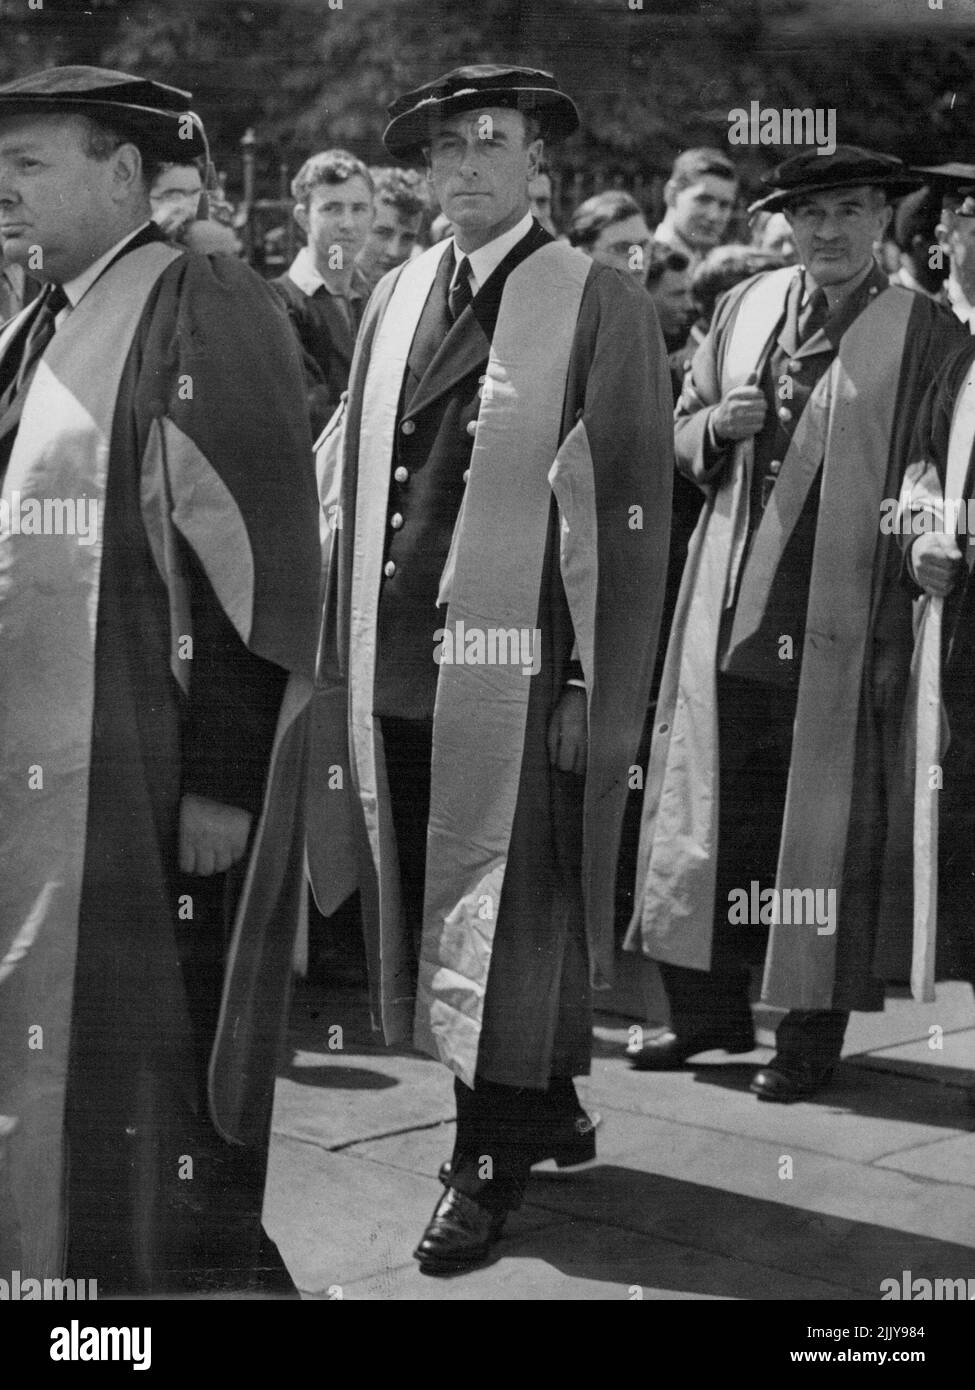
[
  {"left": 645, "top": 244, "right": 690, "bottom": 289},
  {"left": 75, "top": 114, "right": 161, "bottom": 190},
  {"left": 370, "top": 166, "right": 427, "bottom": 218},
  {"left": 568, "top": 190, "right": 644, "bottom": 250},
  {"left": 892, "top": 185, "right": 940, "bottom": 252},
  {"left": 691, "top": 244, "right": 787, "bottom": 323},
  {"left": 291, "top": 150, "right": 374, "bottom": 206},
  {"left": 892, "top": 185, "right": 945, "bottom": 295},
  {"left": 668, "top": 147, "right": 737, "bottom": 195}
]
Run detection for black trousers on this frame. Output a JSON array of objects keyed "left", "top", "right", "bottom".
[
  {"left": 659, "top": 674, "right": 849, "bottom": 1065},
  {"left": 382, "top": 716, "right": 585, "bottom": 1212}
]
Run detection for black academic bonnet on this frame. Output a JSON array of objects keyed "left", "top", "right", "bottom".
[
  {"left": 748, "top": 145, "right": 922, "bottom": 215},
  {"left": 0, "top": 65, "right": 207, "bottom": 162},
  {"left": 383, "top": 64, "right": 579, "bottom": 161}
]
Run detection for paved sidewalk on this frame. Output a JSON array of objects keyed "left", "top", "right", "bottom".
[{"left": 263, "top": 971, "right": 975, "bottom": 1300}]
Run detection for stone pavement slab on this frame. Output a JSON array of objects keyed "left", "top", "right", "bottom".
[
  {"left": 874, "top": 1131, "right": 975, "bottom": 1187},
  {"left": 272, "top": 983, "right": 455, "bottom": 1149},
  {"left": 588, "top": 1040, "right": 972, "bottom": 1165}
]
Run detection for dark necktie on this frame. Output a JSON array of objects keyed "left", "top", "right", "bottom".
[
  {"left": 0, "top": 281, "right": 69, "bottom": 418},
  {"left": 448, "top": 256, "right": 473, "bottom": 321},
  {"left": 797, "top": 287, "right": 829, "bottom": 345},
  {"left": 0, "top": 283, "right": 69, "bottom": 482},
  {"left": 405, "top": 250, "right": 456, "bottom": 394}
]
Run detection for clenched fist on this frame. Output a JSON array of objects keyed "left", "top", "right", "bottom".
[
  {"left": 912, "top": 531, "right": 963, "bottom": 598},
  {"left": 179, "top": 793, "right": 253, "bottom": 877},
  {"left": 711, "top": 371, "right": 768, "bottom": 442}
]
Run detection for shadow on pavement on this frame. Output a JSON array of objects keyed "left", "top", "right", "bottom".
[{"left": 501, "top": 1163, "right": 975, "bottom": 1298}]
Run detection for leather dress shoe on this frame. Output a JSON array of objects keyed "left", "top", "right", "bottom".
[
  {"left": 628, "top": 1025, "right": 755, "bottom": 1070},
  {"left": 750, "top": 1055, "right": 836, "bottom": 1103},
  {"left": 413, "top": 1187, "right": 506, "bottom": 1274},
  {"left": 438, "top": 1111, "right": 600, "bottom": 1185}
]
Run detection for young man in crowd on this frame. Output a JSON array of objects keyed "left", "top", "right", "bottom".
[
  {"left": 356, "top": 165, "right": 427, "bottom": 291},
  {"left": 271, "top": 149, "right": 374, "bottom": 436}
]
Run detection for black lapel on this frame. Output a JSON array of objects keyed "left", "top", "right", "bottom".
[{"left": 404, "top": 219, "right": 553, "bottom": 421}]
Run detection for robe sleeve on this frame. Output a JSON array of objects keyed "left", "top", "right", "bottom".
[
  {"left": 673, "top": 283, "right": 749, "bottom": 489},
  {"left": 136, "top": 253, "right": 321, "bottom": 811},
  {"left": 571, "top": 266, "right": 673, "bottom": 725}
]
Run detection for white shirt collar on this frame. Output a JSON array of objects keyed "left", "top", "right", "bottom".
[
  {"left": 946, "top": 273, "right": 975, "bottom": 326},
  {"left": 60, "top": 223, "right": 154, "bottom": 317},
  {"left": 287, "top": 244, "right": 367, "bottom": 303},
  {"left": 452, "top": 211, "right": 534, "bottom": 295},
  {"left": 287, "top": 245, "right": 328, "bottom": 297}
]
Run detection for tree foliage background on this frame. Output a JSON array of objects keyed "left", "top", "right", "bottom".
[{"left": 0, "top": 0, "right": 973, "bottom": 208}]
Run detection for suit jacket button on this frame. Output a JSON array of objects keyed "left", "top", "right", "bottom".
[
  {"left": 390, "top": 512, "right": 403, "bottom": 529},
  {"left": 777, "top": 405, "right": 793, "bottom": 423},
  {"left": 466, "top": 419, "right": 477, "bottom": 437},
  {"left": 394, "top": 466, "right": 409, "bottom": 484},
  {"left": 769, "top": 458, "right": 782, "bottom": 475},
  {"left": 462, "top": 468, "right": 471, "bottom": 482},
  {"left": 401, "top": 419, "right": 416, "bottom": 435},
  {"left": 384, "top": 560, "right": 396, "bottom": 578},
  {"left": 787, "top": 359, "right": 801, "bottom": 372}
]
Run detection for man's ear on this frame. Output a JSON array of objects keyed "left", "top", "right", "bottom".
[
  {"left": 293, "top": 202, "right": 309, "bottom": 236},
  {"left": 526, "top": 137, "right": 544, "bottom": 181},
  {"left": 877, "top": 201, "right": 893, "bottom": 238},
  {"left": 111, "top": 142, "right": 144, "bottom": 203},
  {"left": 663, "top": 177, "right": 677, "bottom": 210}
]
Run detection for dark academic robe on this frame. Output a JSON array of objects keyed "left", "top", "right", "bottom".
[
  {"left": 0, "top": 231, "right": 320, "bottom": 1295},
  {"left": 313, "top": 222, "right": 673, "bottom": 1089}
]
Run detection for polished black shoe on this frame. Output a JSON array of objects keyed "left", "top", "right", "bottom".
[
  {"left": 438, "top": 1111, "right": 600, "bottom": 1186},
  {"left": 750, "top": 1055, "right": 836, "bottom": 1103},
  {"left": 413, "top": 1187, "right": 506, "bottom": 1274},
  {"left": 628, "top": 1024, "right": 755, "bottom": 1070}
]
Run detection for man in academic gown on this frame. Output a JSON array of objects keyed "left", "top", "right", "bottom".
[
  {"left": 626, "top": 147, "right": 967, "bottom": 1101},
  {"left": 0, "top": 67, "right": 321, "bottom": 1296},
  {"left": 313, "top": 65, "right": 673, "bottom": 1272}
]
